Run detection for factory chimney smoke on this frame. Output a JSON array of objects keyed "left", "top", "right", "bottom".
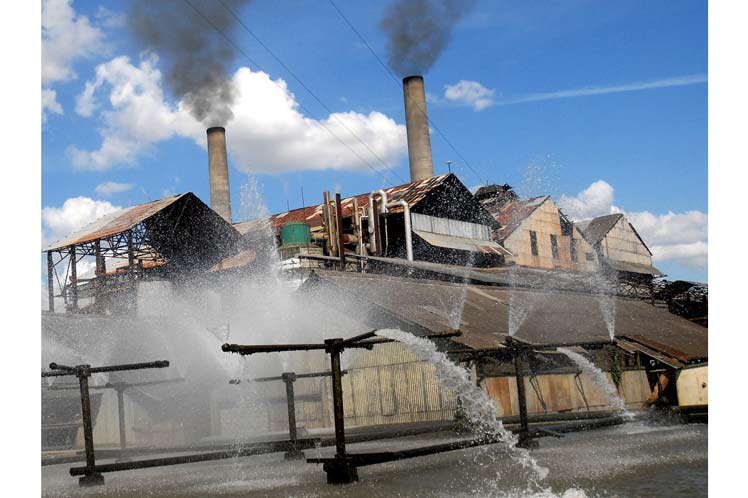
[
  {"left": 127, "top": 0, "right": 252, "bottom": 126},
  {"left": 207, "top": 127, "right": 232, "bottom": 222},
  {"left": 380, "top": 0, "right": 477, "bottom": 76},
  {"left": 402, "top": 75, "right": 434, "bottom": 181}
]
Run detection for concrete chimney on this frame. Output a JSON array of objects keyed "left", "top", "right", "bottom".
[
  {"left": 206, "top": 127, "right": 232, "bottom": 223},
  {"left": 402, "top": 75, "right": 435, "bottom": 182}
]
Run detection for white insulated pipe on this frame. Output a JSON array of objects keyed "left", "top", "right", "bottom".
[
  {"left": 386, "top": 200, "right": 413, "bottom": 262},
  {"left": 368, "top": 190, "right": 388, "bottom": 253},
  {"left": 367, "top": 190, "right": 413, "bottom": 261}
]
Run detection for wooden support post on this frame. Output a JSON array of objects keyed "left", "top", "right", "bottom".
[
  {"left": 47, "top": 252, "right": 55, "bottom": 313},
  {"left": 335, "top": 193, "right": 346, "bottom": 270},
  {"left": 77, "top": 367, "right": 104, "bottom": 486},
  {"left": 69, "top": 246, "right": 78, "bottom": 312}
]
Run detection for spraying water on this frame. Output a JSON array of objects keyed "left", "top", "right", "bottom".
[
  {"left": 376, "top": 329, "right": 548, "bottom": 483},
  {"left": 448, "top": 252, "right": 476, "bottom": 330},
  {"left": 589, "top": 273, "right": 617, "bottom": 340},
  {"left": 556, "top": 348, "right": 631, "bottom": 418}
]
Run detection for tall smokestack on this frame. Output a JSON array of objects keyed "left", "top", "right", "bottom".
[
  {"left": 206, "top": 127, "right": 232, "bottom": 222},
  {"left": 402, "top": 75, "right": 435, "bottom": 182}
]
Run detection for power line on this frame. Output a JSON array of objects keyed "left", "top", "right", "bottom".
[
  {"left": 326, "top": 0, "right": 486, "bottom": 185},
  {"left": 217, "top": 0, "right": 407, "bottom": 185},
  {"left": 181, "top": 0, "right": 400, "bottom": 186}
]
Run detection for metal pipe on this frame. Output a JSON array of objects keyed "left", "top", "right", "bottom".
[
  {"left": 352, "top": 197, "right": 362, "bottom": 255},
  {"left": 367, "top": 190, "right": 387, "bottom": 253},
  {"left": 323, "top": 191, "right": 336, "bottom": 256},
  {"left": 116, "top": 388, "right": 126, "bottom": 450},
  {"left": 339, "top": 329, "right": 379, "bottom": 346},
  {"left": 88, "top": 361, "right": 169, "bottom": 374},
  {"left": 282, "top": 373, "right": 299, "bottom": 453},
  {"left": 222, "top": 343, "right": 328, "bottom": 355},
  {"left": 49, "top": 363, "right": 76, "bottom": 371},
  {"left": 77, "top": 367, "right": 104, "bottom": 485},
  {"left": 335, "top": 193, "right": 346, "bottom": 270},
  {"left": 385, "top": 200, "right": 413, "bottom": 261},
  {"left": 235, "top": 370, "right": 345, "bottom": 383},
  {"left": 514, "top": 351, "right": 531, "bottom": 447},
  {"left": 69, "top": 439, "right": 321, "bottom": 476},
  {"left": 326, "top": 339, "right": 347, "bottom": 458}
]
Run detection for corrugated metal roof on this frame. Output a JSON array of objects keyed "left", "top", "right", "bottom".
[
  {"left": 412, "top": 230, "right": 510, "bottom": 256},
  {"left": 234, "top": 174, "right": 454, "bottom": 235},
  {"left": 575, "top": 214, "right": 623, "bottom": 246},
  {"left": 44, "top": 194, "right": 187, "bottom": 251},
  {"left": 602, "top": 258, "right": 663, "bottom": 277},
  {"left": 495, "top": 196, "right": 549, "bottom": 240},
  {"left": 305, "top": 270, "right": 707, "bottom": 362},
  {"left": 365, "top": 255, "right": 607, "bottom": 294}
]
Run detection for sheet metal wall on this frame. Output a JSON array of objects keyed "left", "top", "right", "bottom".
[
  {"left": 504, "top": 199, "right": 600, "bottom": 272},
  {"left": 600, "top": 217, "right": 653, "bottom": 267}
]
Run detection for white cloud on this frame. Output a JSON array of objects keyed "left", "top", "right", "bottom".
[
  {"left": 95, "top": 181, "right": 134, "bottom": 196},
  {"left": 626, "top": 210, "right": 708, "bottom": 268},
  {"left": 71, "top": 56, "right": 407, "bottom": 174},
  {"left": 42, "top": 88, "right": 63, "bottom": 123},
  {"left": 559, "top": 180, "right": 707, "bottom": 268},
  {"left": 444, "top": 80, "right": 495, "bottom": 111},
  {"left": 95, "top": 5, "right": 126, "bottom": 29},
  {"left": 69, "top": 54, "right": 200, "bottom": 171},
  {"left": 498, "top": 74, "right": 707, "bottom": 106},
  {"left": 42, "top": 196, "right": 121, "bottom": 247},
  {"left": 42, "top": 0, "right": 107, "bottom": 123},
  {"left": 42, "top": 0, "right": 106, "bottom": 85},
  {"left": 558, "top": 180, "right": 620, "bottom": 220}
]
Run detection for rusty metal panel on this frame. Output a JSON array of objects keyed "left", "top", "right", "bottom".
[
  {"left": 413, "top": 229, "right": 509, "bottom": 255},
  {"left": 44, "top": 194, "right": 187, "bottom": 251},
  {"left": 234, "top": 174, "right": 454, "bottom": 236}
]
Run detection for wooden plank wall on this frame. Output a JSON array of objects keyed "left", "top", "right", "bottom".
[{"left": 482, "top": 369, "right": 650, "bottom": 416}]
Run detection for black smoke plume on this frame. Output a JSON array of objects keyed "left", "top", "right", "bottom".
[
  {"left": 128, "top": 0, "right": 251, "bottom": 125},
  {"left": 380, "top": 0, "right": 477, "bottom": 76}
]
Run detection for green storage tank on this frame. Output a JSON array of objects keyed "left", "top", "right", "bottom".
[{"left": 280, "top": 222, "right": 311, "bottom": 246}]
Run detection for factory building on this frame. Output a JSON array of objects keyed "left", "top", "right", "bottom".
[
  {"left": 576, "top": 213, "right": 663, "bottom": 297},
  {"left": 41, "top": 73, "right": 707, "bottom": 453}
]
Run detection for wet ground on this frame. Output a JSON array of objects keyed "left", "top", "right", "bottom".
[{"left": 42, "top": 421, "right": 706, "bottom": 498}]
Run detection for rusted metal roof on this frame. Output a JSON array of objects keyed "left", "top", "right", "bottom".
[
  {"left": 304, "top": 270, "right": 707, "bottom": 362},
  {"left": 494, "top": 196, "right": 549, "bottom": 240},
  {"left": 44, "top": 193, "right": 240, "bottom": 272},
  {"left": 575, "top": 214, "right": 623, "bottom": 246},
  {"left": 234, "top": 174, "right": 455, "bottom": 235},
  {"left": 44, "top": 194, "right": 187, "bottom": 251}
]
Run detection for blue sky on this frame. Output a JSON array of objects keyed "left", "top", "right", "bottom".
[{"left": 41, "top": 0, "right": 708, "bottom": 281}]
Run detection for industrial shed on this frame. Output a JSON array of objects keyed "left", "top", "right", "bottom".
[
  {"left": 298, "top": 269, "right": 707, "bottom": 416},
  {"left": 43, "top": 193, "right": 239, "bottom": 313}
]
